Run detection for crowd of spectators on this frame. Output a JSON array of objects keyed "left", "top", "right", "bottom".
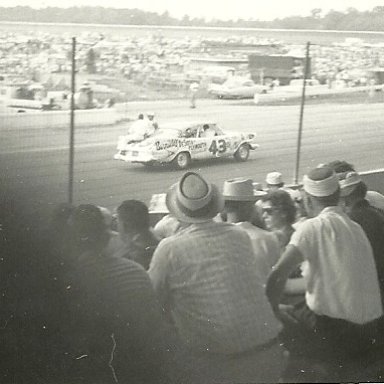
[{"left": 2, "top": 160, "right": 384, "bottom": 383}]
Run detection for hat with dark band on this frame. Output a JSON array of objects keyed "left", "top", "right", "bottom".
[
  {"left": 223, "top": 178, "right": 266, "bottom": 201},
  {"left": 166, "top": 172, "right": 224, "bottom": 223},
  {"left": 303, "top": 166, "right": 339, "bottom": 197}
]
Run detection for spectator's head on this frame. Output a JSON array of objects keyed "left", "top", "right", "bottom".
[
  {"left": 326, "top": 160, "right": 355, "bottom": 174},
  {"left": 222, "top": 178, "right": 266, "bottom": 223},
  {"left": 303, "top": 166, "right": 340, "bottom": 216},
  {"left": 339, "top": 171, "right": 367, "bottom": 213},
  {"left": 50, "top": 202, "right": 75, "bottom": 232},
  {"left": 286, "top": 187, "right": 307, "bottom": 220},
  {"left": 69, "top": 204, "right": 110, "bottom": 254},
  {"left": 138, "top": 113, "right": 144, "bottom": 120},
  {"left": 166, "top": 172, "right": 224, "bottom": 223},
  {"left": 265, "top": 171, "right": 284, "bottom": 190},
  {"left": 147, "top": 112, "right": 155, "bottom": 121},
  {"left": 260, "top": 189, "right": 296, "bottom": 230},
  {"left": 117, "top": 200, "right": 150, "bottom": 237}
]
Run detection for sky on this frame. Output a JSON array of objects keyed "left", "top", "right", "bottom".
[{"left": 1, "top": 0, "right": 381, "bottom": 21}]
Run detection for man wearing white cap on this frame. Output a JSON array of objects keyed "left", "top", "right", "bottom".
[
  {"left": 265, "top": 171, "right": 285, "bottom": 191},
  {"left": 222, "top": 177, "right": 281, "bottom": 281},
  {"left": 326, "top": 159, "right": 384, "bottom": 213},
  {"left": 339, "top": 171, "right": 384, "bottom": 305},
  {"left": 149, "top": 172, "right": 285, "bottom": 383},
  {"left": 267, "top": 166, "right": 383, "bottom": 362}
]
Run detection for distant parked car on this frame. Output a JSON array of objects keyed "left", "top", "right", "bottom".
[{"left": 209, "top": 77, "right": 268, "bottom": 99}]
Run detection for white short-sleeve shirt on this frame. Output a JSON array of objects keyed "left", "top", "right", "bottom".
[{"left": 289, "top": 206, "right": 383, "bottom": 324}]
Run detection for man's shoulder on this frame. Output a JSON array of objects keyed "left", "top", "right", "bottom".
[
  {"left": 104, "top": 254, "right": 148, "bottom": 275},
  {"left": 75, "top": 254, "right": 152, "bottom": 296},
  {"left": 157, "top": 221, "right": 246, "bottom": 244},
  {"left": 351, "top": 203, "right": 384, "bottom": 227},
  {"left": 237, "top": 222, "right": 274, "bottom": 239}
]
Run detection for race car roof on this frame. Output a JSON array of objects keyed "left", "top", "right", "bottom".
[{"left": 160, "top": 121, "right": 217, "bottom": 130}]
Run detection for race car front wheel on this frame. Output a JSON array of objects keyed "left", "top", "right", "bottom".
[
  {"left": 234, "top": 144, "right": 250, "bottom": 162},
  {"left": 174, "top": 152, "right": 191, "bottom": 169}
]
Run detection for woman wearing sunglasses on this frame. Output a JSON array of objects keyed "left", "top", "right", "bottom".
[{"left": 260, "top": 190, "right": 297, "bottom": 250}]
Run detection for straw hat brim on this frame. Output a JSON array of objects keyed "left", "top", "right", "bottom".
[{"left": 166, "top": 183, "right": 224, "bottom": 223}]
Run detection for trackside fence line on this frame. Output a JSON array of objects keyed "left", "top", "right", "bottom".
[
  {"left": 360, "top": 169, "right": 384, "bottom": 194},
  {"left": 0, "top": 108, "right": 118, "bottom": 129}
]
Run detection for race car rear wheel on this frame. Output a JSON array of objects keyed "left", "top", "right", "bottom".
[
  {"left": 234, "top": 144, "right": 250, "bottom": 162},
  {"left": 174, "top": 152, "right": 191, "bottom": 169}
]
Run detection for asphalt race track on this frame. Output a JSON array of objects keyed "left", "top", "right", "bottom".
[{"left": 1, "top": 99, "right": 383, "bottom": 216}]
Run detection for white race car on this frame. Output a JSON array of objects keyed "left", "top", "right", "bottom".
[{"left": 113, "top": 121, "right": 259, "bottom": 169}]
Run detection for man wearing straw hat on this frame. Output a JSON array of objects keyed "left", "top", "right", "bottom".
[
  {"left": 149, "top": 172, "right": 285, "bottom": 383},
  {"left": 222, "top": 177, "right": 281, "bottom": 280},
  {"left": 267, "top": 166, "right": 383, "bottom": 362}
]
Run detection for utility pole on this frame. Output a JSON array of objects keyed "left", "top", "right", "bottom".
[
  {"left": 68, "top": 37, "right": 76, "bottom": 204},
  {"left": 294, "top": 42, "right": 311, "bottom": 185}
]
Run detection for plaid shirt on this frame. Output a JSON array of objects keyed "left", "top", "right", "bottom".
[{"left": 148, "top": 221, "right": 281, "bottom": 354}]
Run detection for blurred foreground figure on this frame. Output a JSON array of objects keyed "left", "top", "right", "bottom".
[{"left": 65, "top": 204, "right": 173, "bottom": 383}]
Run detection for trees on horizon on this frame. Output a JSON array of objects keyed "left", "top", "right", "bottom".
[{"left": 1, "top": 6, "right": 384, "bottom": 31}]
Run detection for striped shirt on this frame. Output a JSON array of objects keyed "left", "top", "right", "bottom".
[
  {"left": 68, "top": 252, "right": 170, "bottom": 381},
  {"left": 149, "top": 220, "right": 281, "bottom": 354}
]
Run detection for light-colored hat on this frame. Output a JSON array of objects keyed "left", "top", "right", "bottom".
[
  {"left": 303, "top": 166, "right": 339, "bottom": 197},
  {"left": 166, "top": 172, "right": 224, "bottom": 223},
  {"left": 339, "top": 171, "right": 362, "bottom": 197},
  {"left": 148, "top": 193, "right": 169, "bottom": 214},
  {"left": 266, "top": 172, "right": 284, "bottom": 186},
  {"left": 223, "top": 178, "right": 267, "bottom": 201}
]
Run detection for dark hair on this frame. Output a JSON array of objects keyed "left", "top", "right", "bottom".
[
  {"left": 50, "top": 203, "right": 75, "bottom": 232},
  {"left": 261, "top": 189, "right": 297, "bottom": 225},
  {"left": 138, "top": 113, "right": 144, "bottom": 119},
  {"left": 346, "top": 181, "right": 368, "bottom": 200},
  {"left": 70, "top": 204, "right": 109, "bottom": 252},
  {"left": 326, "top": 160, "right": 355, "bottom": 174},
  {"left": 117, "top": 200, "right": 150, "bottom": 233}
]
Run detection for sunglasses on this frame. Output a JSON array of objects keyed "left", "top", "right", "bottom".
[{"left": 262, "top": 207, "right": 278, "bottom": 215}]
